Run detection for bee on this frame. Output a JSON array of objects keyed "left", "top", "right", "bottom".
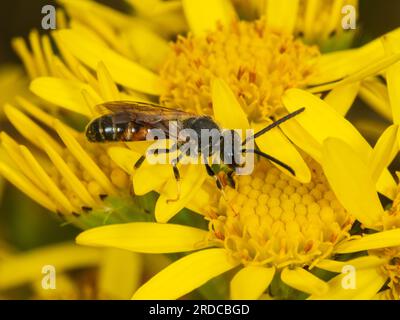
[{"left": 86, "top": 101, "right": 304, "bottom": 197}]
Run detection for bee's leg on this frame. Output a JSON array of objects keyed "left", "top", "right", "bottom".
[
  {"left": 134, "top": 155, "right": 146, "bottom": 169},
  {"left": 167, "top": 152, "right": 185, "bottom": 203},
  {"left": 204, "top": 164, "right": 239, "bottom": 215},
  {"left": 226, "top": 170, "right": 236, "bottom": 189},
  {"left": 205, "top": 164, "right": 222, "bottom": 190},
  {"left": 166, "top": 164, "right": 181, "bottom": 203},
  {"left": 134, "top": 142, "right": 178, "bottom": 168},
  {"left": 148, "top": 142, "right": 179, "bottom": 159},
  {"left": 204, "top": 163, "right": 231, "bottom": 200}
]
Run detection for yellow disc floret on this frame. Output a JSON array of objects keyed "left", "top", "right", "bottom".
[
  {"left": 207, "top": 158, "right": 353, "bottom": 269},
  {"left": 160, "top": 19, "right": 319, "bottom": 121},
  {"left": 373, "top": 189, "right": 400, "bottom": 300}
]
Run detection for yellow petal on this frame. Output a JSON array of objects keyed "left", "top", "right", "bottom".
[
  {"left": 359, "top": 78, "right": 392, "bottom": 121},
  {"left": 385, "top": 35, "right": 400, "bottom": 124},
  {"left": 107, "top": 147, "right": 141, "bottom": 175},
  {"left": 322, "top": 138, "right": 383, "bottom": 228},
  {"left": 0, "top": 243, "right": 101, "bottom": 290},
  {"left": 230, "top": 266, "right": 275, "bottom": 300},
  {"left": 59, "top": 0, "right": 132, "bottom": 27},
  {"left": 19, "top": 145, "right": 76, "bottom": 213},
  {"left": 126, "top": 140, "right": 155, "bottom": 154},
  {"left": 96, "top": 62, "right": 120, "bottom": 101},
  {"left": 156, "top": 164, "right": 207, "bottom": 223},
  {"left": 212, "top": 78, "right": 250, "bottom": 130},
  {"left": 57, "top": 29, "right": 161, "bottom": 95},
  {"left": 126, "top": 23, "right": 170, "bottom": 71},
  {"left": 76, "top": 222, "right": 209, "bottom": 253},
  {"left": 309, "top": 28, "right": 400, "bottom": 86},
  {"left": 182, "top": 0, "right": 236, "bottom": 36},
  {"left": 29, "top": 29, "right": 48, "bottom": 76},
  {"left": 281, "top": 267, "right": 328, "bottom": 296},
  {"left": 41, "top": 137, "right": 97, "bottom": 208},
  {"left": 133, "top": 163, "right": 172, "bottom": 195},
  {"left": 324, "top": 82, "right": 360, "bottom": 116},
  {"left": 4, "top": 103, "right": 63, "bottom": 154},
  {"left": 316, "top": 256, "right": 386, "bottom": 273},
  {"left": 1, "top": 132, "right": 44, "bottom": 190},
  {"left": 369, "top": 124, "right": 398, "bottom": 183},
  {"left": 279, "top": 118, "right": 322, "bottom": 162},
  {"left": 252, "top": 122, "right": 311, "bottom": 183},
  {"left": 54, "top": 120, "right": 116, "bottom": 196},
  {"left": 309, "top": 50, "right": 400, "bottom": 93},
  {"left": 12, "top": 37, "right": 37, "bottom": 79},
  {"left": 98, "top": 249, "right": 142, "bottom": 300},
  {"left": 283, "top": 88, "right": 396, "bottom": 199},
  {"left": 0, "top": 161, "right": 56, "bottom": 213},
  {"left": 186, "top": 180, "right": 218, "bottom": 215},
  {"left": 16, "top": 96, "right": 58, "bottom": 129},
  {"left": 308, "top": 50, "right": 366, "bottom": 85},
  {"left": 376, "top": 170, "right": 397, "bottom": 200},
  {"left": 265, "top": 0, "right": 299, "bottom": 34},
  {"left": 128, "top": 0, "right": 187, "bottom": 37},
  {"left": 41, "top": 34, "right": 56, "bottom": 76},
  {"left": 30, "top": 77, "right": 98, "bottom": 117},
  {"left": 132, "top": 248, "right": 238, "bottom": 299},
  {"left": 283, "top": 89, "right": 370, "bottom": 156},
  {"left": 308, "top": 267, "right": 387, "bottom": 300},
  {"left": 335, "top": 229, "right": 400, "bottom": 253}
]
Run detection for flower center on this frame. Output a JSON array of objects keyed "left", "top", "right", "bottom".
[
  {"left": 374, "top": 195, "right": 400, "bottom": 299},
  {"left": 159, "top": 19, "right": 319, "bottom": 121},
  {"left": 206, "top": 158, "right": 353, "bottom": 268},
  {"left": 375, "top": 248, "right": 400, "bottom": 300}
]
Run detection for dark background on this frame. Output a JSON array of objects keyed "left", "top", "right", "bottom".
[
  {"left": 0, "top": 0, "right": 130, "bottom": 63},
  {"left": 1, "top": 0, "right": 400, "bottom": 64}
]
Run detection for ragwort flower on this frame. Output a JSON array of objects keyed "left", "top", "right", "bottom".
[{"left": 2, "top": 0, "right": 400, "bottom": 300}]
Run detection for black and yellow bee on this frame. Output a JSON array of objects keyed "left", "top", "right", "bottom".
[{"left": 86, "top": 101, "right": 304, "bottom": 194}]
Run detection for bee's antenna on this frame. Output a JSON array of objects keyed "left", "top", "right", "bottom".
[
  {"left": 242, "top": 149, "right": 295, "bottom": 176},
  {"left": 242, "top": 107, "right": 305, "bottom": 145}
]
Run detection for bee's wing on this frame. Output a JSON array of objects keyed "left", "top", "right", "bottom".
[
  {"left": 93, "top": 101, "right": 197, "bottom": 140},
  {"left": 94, "top": 101, "right": 195, "bottom": 123}
]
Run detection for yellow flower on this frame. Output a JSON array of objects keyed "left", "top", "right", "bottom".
[
  {"left": 2, "top": 0, "right": 400, "bottom": 300},
  {"left": 5, "top": 0, "right": 398, "bottom": 224},
  {"left": 75, "top": 84, "right": 400, "bottom": 300},
  {"left": 232, "top": 0, "right": 359, "bottom": 51},
  {"left": 0, "top": 242, "right": 142, "bottom": 299},
  {"left": 301, "top": 135, "right": 400, "bottom": 300},
  {"left": 302, "top": 50, "right": 400, "bottom": 300},
  {"left": 0, "top": 65, "right": 162, "bottom": 227},
  {"left": 75, "top": 112, "right": 400, "bottom": 300},
  {"left": 354, "top": 33, "right": 400, "bottom": 127},
  {"left": 74, "top": 157, "right": 400, "bottom": 300},
  {"left": 0, "top": 64, "right": 30, "bottom": 203}
]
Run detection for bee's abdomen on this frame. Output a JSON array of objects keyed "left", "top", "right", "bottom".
[
  {"left": 86, "top": 115, "right": 122, "bottom": 142},
  {"left": 86, "top": 113, "right": 150, "bottom": 142}
]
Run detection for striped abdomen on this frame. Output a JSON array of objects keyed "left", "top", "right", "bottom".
[{"left": 85, "top": 112, "right": 150, "bottom": 142}]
